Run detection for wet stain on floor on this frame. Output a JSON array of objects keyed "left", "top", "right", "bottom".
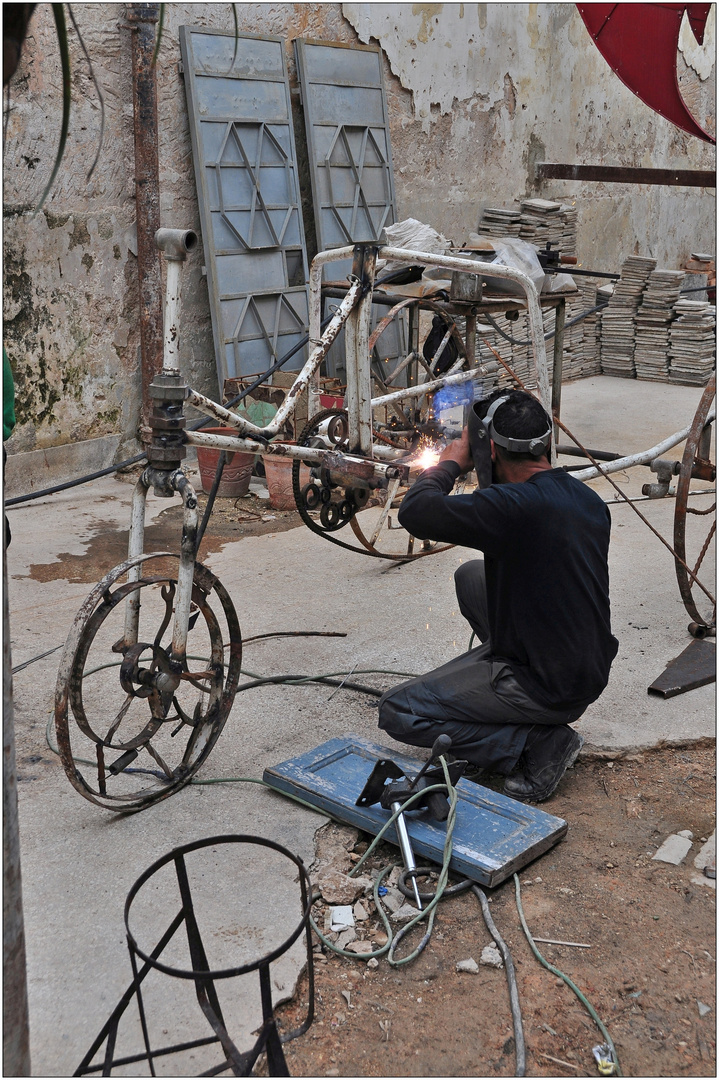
[{"left": 22, "top": 495, "right": 305, "bottom": 585}]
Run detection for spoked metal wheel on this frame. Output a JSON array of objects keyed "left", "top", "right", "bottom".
[
  {"left": 292, "top": 408, "right": 458, "bottom": 561},
  {"left": 55, "top": 553, "right": 242, "bottom": 812},
  {"left": 674, "top": 374, "right": 716, "bottom": 636}
]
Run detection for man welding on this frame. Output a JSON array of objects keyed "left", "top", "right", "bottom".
[{"left": 378, "top": 388, "right": 618, "bottom": 803}]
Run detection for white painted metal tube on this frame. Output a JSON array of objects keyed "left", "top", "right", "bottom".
[
  {"left": 124, "top": 477, "right": 150, "bottom": 645},
  {"left": 371, "top": 363, "right": 497, "bottom": 408},
  {"left": 186, "top": 430, "right": 403, "bottom": 469},
  {"left": 570, "top": 404, "right": 716, "bottom": 482},
  {"left": 161, "top": 257, "right": 183, "bottom": 373},
  {"left": 187, "top": 277, "right": 363, "bottom": 439}
]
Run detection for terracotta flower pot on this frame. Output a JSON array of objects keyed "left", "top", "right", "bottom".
[{"left": 196, "top": 428, "right": 254, "bottom": 498}]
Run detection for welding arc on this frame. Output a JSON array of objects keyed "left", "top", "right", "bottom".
[{"left": 483, "top": 342, "right": 716, "bottom": 611}]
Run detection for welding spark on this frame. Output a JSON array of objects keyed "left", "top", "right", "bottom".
[
  {"left": 409, "top": 434, "right": 442, "bottom": 471},
  {"left": 416, "top": 446, "right": 441, "bottom": 470}
]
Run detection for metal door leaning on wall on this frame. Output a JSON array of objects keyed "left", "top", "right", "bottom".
[
  {"left": 293, "top": 37, "right": 406, "bottom": 382},
  {"left": 180, "top": 27, "right": 310, "bottom": 385}
]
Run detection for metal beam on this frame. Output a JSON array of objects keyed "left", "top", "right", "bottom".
[{"left": 536, "top": 164, "right": 715, "bottom": 188}]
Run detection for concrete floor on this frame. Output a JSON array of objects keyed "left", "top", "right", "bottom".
[{"left": 5, "top": 375, "right": 715, "bottom": 1075}]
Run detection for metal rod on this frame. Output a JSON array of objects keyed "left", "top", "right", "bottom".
[
  {"left": 551, "top": 298, "right": 566, "bottom": 437},
  {"left": 124, "top": 476, "right": 150, "bottom": 646},
  {"left": 390, "top": 802, "right": 423, "bottom": 910},
  {"left": 171, "top": 475, "right": 199, "bottom": 662}
]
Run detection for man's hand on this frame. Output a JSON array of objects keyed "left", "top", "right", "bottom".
[{"left": 438, "top": 426, "right": 474, "bottom": 473}]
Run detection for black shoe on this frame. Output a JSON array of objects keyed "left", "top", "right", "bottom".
[{"left": 503, "top": 726, "right": 584, "bottom": 803}]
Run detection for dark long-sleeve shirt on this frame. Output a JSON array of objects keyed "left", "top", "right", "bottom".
[{"left": 399, "top": 462, "right": 618, "bottom": 712}]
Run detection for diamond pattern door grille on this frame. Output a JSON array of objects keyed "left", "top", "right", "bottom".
[
  {"left": 180, "top": 27, "right": 309, "bottom": 383},
  {"left": 294, "top": 37, "right": 404, "bottom": 381}
]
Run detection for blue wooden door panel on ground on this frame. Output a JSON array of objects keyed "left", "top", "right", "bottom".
[{"left": 263, "top": 735, "right": 567, "bottom": 888}]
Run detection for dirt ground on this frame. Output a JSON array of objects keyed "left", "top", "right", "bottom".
[{"left": 272, "top": 745, "right": 716, "bottom": 1079}]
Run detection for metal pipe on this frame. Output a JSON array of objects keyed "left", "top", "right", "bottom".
[
  {"left": 186, "top": 430, "right": 405, "bottom": 474},
  {"left": 124, "top": 475, "right": 150, "bottom": 646},
  {"left": 370, "top": 362, "right": 498, "bottom": 409},
  {"left": 128, "top": 2, "right": 163, "bottom": 429},
  {"left": 344, "top": 246, "right": 377, "bottom": 455},
  {"left": 3, "top": 562, "right": 31, "bottom": 1076},
  {"left": 571, "top": 405, "right": 717, "bottom": 482},
  {"left": 172, "top": 475, "right": 199, "bottom": 662},
  {"left": 391, "top": 802, "right": 423, "bottom": 910}
]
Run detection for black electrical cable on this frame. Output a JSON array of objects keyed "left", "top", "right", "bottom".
[
  {"left": 5, "top": 451, "right": 147, "bottom": 507},
  {"left": 483, "top": 301, "right": 609, "bottom": 349}
]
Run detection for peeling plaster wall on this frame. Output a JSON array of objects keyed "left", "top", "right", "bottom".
[
  {"left": 3, "top": 3, "right": 715, "bottom": 456},
  {"left": 343, "top": 3, "right": 715, "bottom": 268}
]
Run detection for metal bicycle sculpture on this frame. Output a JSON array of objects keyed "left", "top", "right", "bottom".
[{"left": 55, "top": 230, "right": 715, "bottom": 812}]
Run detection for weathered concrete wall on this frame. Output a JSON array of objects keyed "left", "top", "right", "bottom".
[
  {"left": 3, "top": 3, "right": 715, "bottom": 459},
  {"left": 343, "top": 3, "right": 716, "bottom": 267}
]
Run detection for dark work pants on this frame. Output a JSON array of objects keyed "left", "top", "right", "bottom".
[{"left": 378, "top": 560, "right": 583, "bottom": 774}]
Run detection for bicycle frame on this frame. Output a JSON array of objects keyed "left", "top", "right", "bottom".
[{"left": 121, "top": 237, "right": 550, "bottom": 666}]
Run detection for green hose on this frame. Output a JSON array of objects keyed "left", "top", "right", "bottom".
[{"left": 514, "top": 874, "right": 622, "bottom": 1076}]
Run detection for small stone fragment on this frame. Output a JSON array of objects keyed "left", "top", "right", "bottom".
[
  {"left": 346, "top": 940, "right": 374, "bottom": 955},
  {"left": 353, "top": 900, "right": 369, "bottom": 922},
  {"left": 678, "top": 830, "right": 694, "bottom": 839},
  {"left": 335, "top": 928, "right": 357, "bottom": 947},
  {"left": 697, "top": 1001, "right": 711, "bottom": 1017},
  {"left": 373, "top": 931, "right": 389, "bottom": 947},
  {"left": 390, "top": 904, "right": 420, "bottom": 923},
  {"left": 379, "top": 887, "right": 406, "bottom": 913},
  {"left": 652, "top": 834, "right": 693, "bottom": 866},
  {"left": 367, "top": 957, "right": 379, "bottom": 969},
  {"left": 456, "top": 958, "right": 479, "bottom": 974},
  {"left": 480, "top": 945, "right": 504, "bottom": 968},
  {"left": 341, "top": 989, "right": 352, "bottom": 1007},
  {"left": 330, "top": 905, "right": 355, "bottom": 932}
]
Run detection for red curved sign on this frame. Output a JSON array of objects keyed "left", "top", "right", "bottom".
[{"left": 577, "top": 4, "right": 715, "bottom": 143}]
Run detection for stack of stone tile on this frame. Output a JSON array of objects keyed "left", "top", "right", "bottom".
[
  {"left": 518, "top": 199, "right": 577, "bottom": 257},
  {"left": 476, "top": 201, "right": 577, "bottom": 257},
  {"left": 475, "top": 206, "right": 522, "bottom": 238},
  {"left": 577, "top": 279, "right": 602, "bottom": 377},
  {"left": 634, "top": 270, "right": 687, "bottom": 381},
  {"left": 600, "top": 256, "right": 656, "bottom": 377},
  {"left": 668, "top": 299, "right": 716, "bottom": 385}
]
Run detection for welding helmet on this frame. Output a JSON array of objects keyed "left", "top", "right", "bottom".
[{"left": 467, "top": 393, "right": 552, "bottom": 487}]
